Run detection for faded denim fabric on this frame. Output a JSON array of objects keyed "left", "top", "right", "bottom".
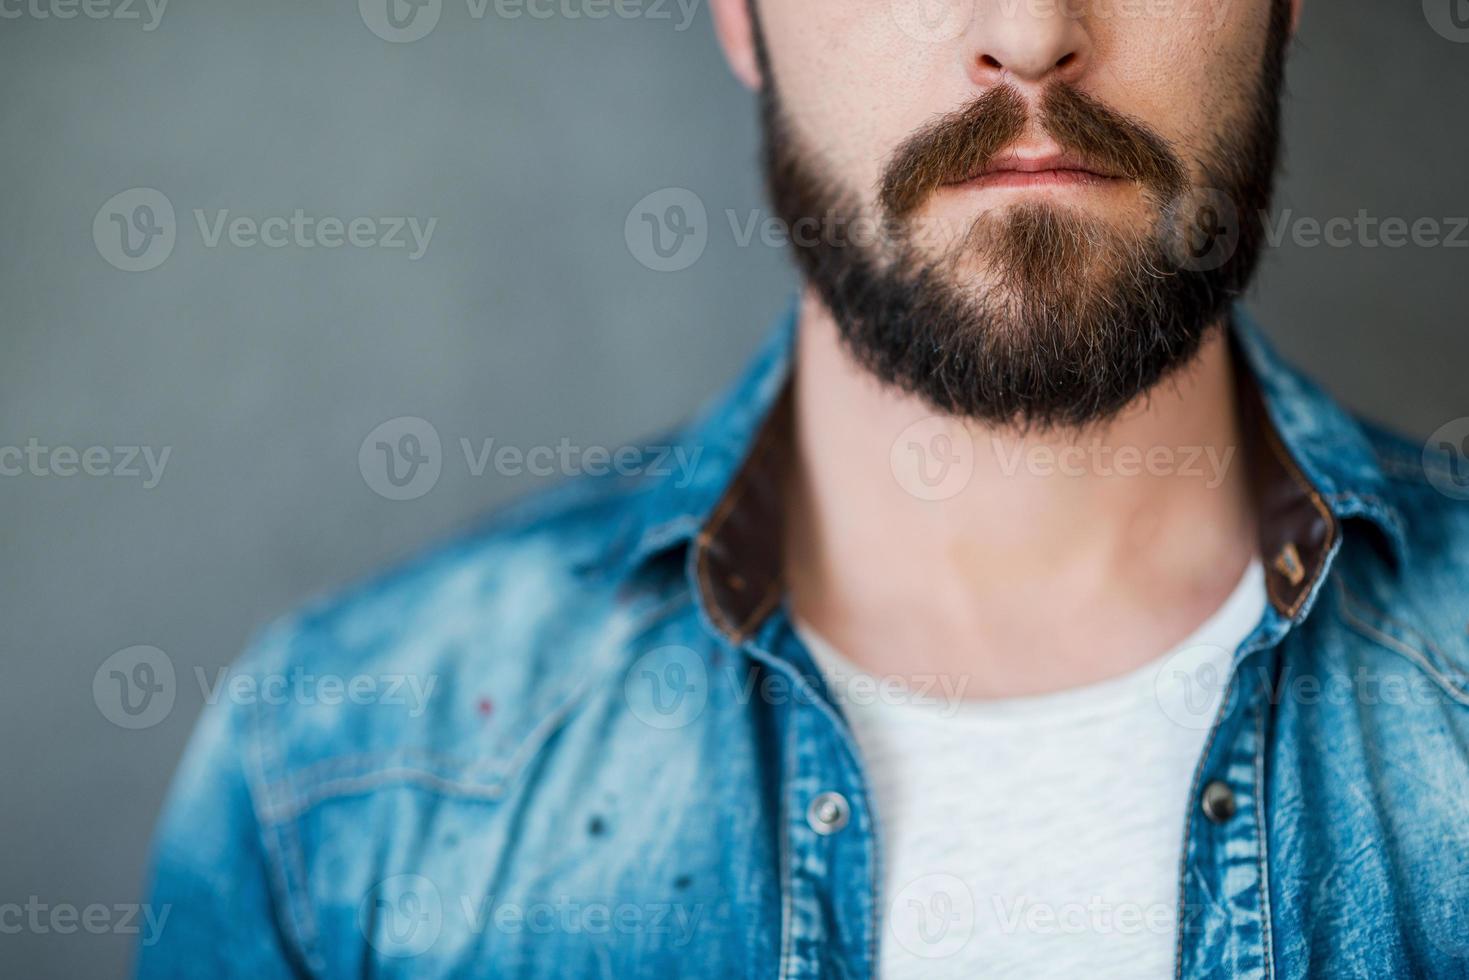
[{"left": 139, "top": 302, "right": 1469, "bottom": 978}]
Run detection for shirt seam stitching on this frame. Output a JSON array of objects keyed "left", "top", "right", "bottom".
[
  {"left": 1254, "top": 701, "right": 1276, "bottom": 980},
  {"left": 1336, "top": 580, "right": 1469, "bottom": 705}
]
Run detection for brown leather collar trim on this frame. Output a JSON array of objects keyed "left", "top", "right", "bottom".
[
  {"left": 693, "top": 383, "right": 794, "bottom": 644},
  {"left": 694, "top": 340, "right": 1339, "bottom": 643},
  {"left": 1231, "top": 332, "right": 1339, "bottom": 619}
]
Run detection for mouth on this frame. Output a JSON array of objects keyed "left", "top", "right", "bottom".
[{"left": 945, "top": 150, "right": 1124, "bottom": 191}]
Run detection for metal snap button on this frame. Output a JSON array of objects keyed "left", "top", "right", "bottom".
[
  {"left": 1201, "top": 780, "right": 1237, "bottom": 824},
  {"left": 807, "top": 792, "right": 850, "bottom": 835}
]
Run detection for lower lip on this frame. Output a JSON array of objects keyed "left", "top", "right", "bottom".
[{"left": 954, "top": 169, "right": 1119, "bottom": 190}]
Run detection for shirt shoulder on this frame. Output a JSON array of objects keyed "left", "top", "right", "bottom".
[
  {"left": 227, "top": 463, "right": 692, "bottom": 824},
  {"left": 1359, "top": 418, "right": 1469, "bottom": 562},
  {"left": 1334, "top": 418, "right": 1469, "bottom": 706}
]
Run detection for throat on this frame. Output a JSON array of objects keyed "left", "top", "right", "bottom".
[{"left": 782, "top": 293, "right": 1258, "bottom": 700}]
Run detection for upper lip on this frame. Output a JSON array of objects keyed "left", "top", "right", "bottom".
[{"left": 951, "top": 149, "right": 1119, "bottom": 184}]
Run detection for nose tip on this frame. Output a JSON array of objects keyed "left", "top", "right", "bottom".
[
  {"left": 969, "top": 7, "right": 1091, "bottom": 87},
  {"left": 975, "top": 49, "right": 1083, "bottom": 81}
]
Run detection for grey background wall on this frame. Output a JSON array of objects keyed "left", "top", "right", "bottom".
[{"left": 1, "top": 1, "right": 1465, "bottom": 975}]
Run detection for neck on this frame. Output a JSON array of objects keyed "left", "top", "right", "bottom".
[{"left": 783, "top": 288, "right": 1259, "bottom": 698}]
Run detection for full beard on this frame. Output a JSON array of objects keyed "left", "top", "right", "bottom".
[{"left": 756, "top": 4, "right": 1290, "bottom": 432}]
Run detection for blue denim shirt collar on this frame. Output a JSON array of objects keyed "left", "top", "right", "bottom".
[
  {"left": 618, "top": 300, "right": 1406, "bottom": 640},
  {"left": 1230, "top": 306, "right": 1408, "bottom": 562},
  {"left": 617, "top": 298, "right": 801, "bottom": 575}
]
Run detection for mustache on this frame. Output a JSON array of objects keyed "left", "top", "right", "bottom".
[{"left": 879, "top": 84, "right": 1188, "bottom": 218}]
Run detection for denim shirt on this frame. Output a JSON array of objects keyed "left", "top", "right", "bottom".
[{"left": 139, "top": 303, "right": 1469, "bottom": 979}]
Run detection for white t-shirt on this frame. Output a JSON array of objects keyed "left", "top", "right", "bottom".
[{"left": 797, "top": 560, "right": 1266, "bottom": 980}]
